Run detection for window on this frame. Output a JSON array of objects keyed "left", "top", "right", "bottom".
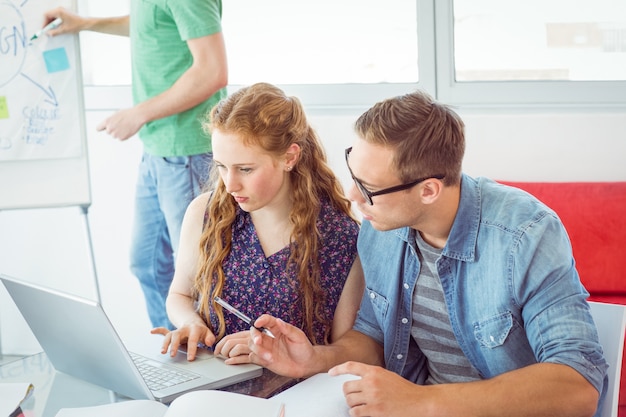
[
  {"left": 222, "top": 0, "right": 421, "bottom": 107},
  {"left": 222, "top": 0, "right": 418, "bottom": 85},
  {"left": 77, "top": 1, "right": 131, "bottom": 86},
  {"left": 453, "top": 0, "right": 626, "bottom": 82},
  {"left": 437, "top": 0, "right": 626, "bottom": 105},
  {"left": 77, "top": 0, "right": 626, "bottom": 108}
]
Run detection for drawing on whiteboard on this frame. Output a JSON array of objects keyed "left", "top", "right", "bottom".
[
  {"left": 0, "top": 1, "right": 27, "bottom": 89},
  {"left": 0, "top": 0, "right": 82, "bottom": 161}
]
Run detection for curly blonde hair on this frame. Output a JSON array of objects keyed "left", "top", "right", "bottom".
[{"left": 194, "top": 83, "right": 356, "bottom": 344}]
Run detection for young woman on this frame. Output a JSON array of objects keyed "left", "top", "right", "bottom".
[{"left": 152, "top": 83, "right": 363, "bottom": 362}]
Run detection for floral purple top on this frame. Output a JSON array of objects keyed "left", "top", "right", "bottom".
[{"left": 207, "top": 198, "right": 359, "bottom": 345}]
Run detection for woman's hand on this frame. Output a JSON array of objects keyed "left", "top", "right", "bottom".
[
  {"left": 214, "top": 330, "right": 254, "bottom": 363},
  {"left": 151, "top": 323, "right": 216, "bottom": 361}
]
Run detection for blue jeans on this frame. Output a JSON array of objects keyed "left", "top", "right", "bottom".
[{"left": 130, "top": 152, "right": 212, "bottom": 329}]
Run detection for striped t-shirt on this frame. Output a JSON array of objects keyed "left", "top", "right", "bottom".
[{"left": 410, "top": 231, "right": 481, "bottom": 384}]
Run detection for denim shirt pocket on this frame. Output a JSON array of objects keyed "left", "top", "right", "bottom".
[
  {"left": 474, "top": 311, "right": 513, "bottom": 348},
  {"left": 366, "top": 287, "right": 390, "bottom": 323}
]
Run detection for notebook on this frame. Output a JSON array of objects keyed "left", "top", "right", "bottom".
[{"left": 0, "top": 274, "right": 263, "bottom": 404}]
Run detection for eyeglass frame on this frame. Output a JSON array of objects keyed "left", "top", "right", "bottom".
[{"left": 344, "top": 147, "right": 445, "bottom": 206}]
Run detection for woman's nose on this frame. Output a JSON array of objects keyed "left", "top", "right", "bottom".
[{"left": 225, "top": 172, "right": 243, "bottom": 193}]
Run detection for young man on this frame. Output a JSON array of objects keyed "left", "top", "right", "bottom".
[
  {"left": 244, "top": 90, "right": 608, "bottom": 417},
  {"left": 43, "top": 1, "right": 228, "bottom": 329}
]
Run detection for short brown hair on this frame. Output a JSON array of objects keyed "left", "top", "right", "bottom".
[{"left": 354, "top": 89, "right": 465, "bottom": 186}]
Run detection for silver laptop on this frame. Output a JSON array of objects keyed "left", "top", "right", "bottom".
[{"left": 0, "top": 274, "right": 263, "bottom": 404}]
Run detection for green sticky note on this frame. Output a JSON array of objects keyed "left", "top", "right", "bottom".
[{"left": 0, "top": 97, "right": 9, "bottom": 119}]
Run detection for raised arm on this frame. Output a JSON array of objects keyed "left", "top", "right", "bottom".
[{"left": 43, "top": 7, "right": 129, "bottom": 36}]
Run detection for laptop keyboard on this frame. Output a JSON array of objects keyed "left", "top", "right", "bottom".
[{"left": 130, "top": 352, "right": 201, "bottom": 391}]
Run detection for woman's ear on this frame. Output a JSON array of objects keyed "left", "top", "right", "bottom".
[{"left": 284, "top": 143, "right": 301, "bottom": 170}]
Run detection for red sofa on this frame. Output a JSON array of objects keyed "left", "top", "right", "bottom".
[{"left": 499, "top": 181, "right": 626, "bottom": 416}]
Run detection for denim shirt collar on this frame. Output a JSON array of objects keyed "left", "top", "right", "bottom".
[{"left": 391, "top": 173, "right": 479, "bottom": 262}]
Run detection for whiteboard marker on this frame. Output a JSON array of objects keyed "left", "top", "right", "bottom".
[{"left": 30, "top": 17, "right": 63, "bottom": 41}]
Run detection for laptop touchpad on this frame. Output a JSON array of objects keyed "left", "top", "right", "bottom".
[{"left": 176, "top": 344, "right": 214, "bottom": 361}]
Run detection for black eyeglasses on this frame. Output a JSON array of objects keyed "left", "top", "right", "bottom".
[{"left": 345, "top": 147, "right": 445, "bottom": 206}]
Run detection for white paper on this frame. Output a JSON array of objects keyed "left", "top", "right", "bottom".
[
  {"left": 54, "top": 390, "right": 284, "bottom": 417},
  {"left": 54, "top": 400, "right": 167, "bottom": 417},
  {"left": 53, "top": 373, "right": 357, "bottom": 417},
  {"left": 167, "top": 390, "right": 284, "bottom": 417},
  {"left": 273, "top": 373, "right": 360, "bottom": 417}
]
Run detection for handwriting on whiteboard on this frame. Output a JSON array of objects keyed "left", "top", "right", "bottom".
[{"left": 0, "top": 0, "right": 82, "bottom": 161}]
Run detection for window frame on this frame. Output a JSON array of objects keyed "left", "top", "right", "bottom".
[
  {"left": 434, "top": 0, "right": 626, "bottom": 107},
  {"left": 81, "top": 0, "right": 626, "bottom": 111},
  {"left": 226, "top": 0, "right": 434, "bottom": 110}
]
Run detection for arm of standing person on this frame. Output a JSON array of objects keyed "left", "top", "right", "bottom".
[
  {"left": 151, "top": 193, "right": 216, "bottom": 361},
  {"left": 43, "top": 7, "right": 129, "bottom": 36},
  {"left": 96, "top": 31, "right": 228, "bottom": 140},
  {"left": 214, "top": 256, "right": 365, "bottom": 361}
]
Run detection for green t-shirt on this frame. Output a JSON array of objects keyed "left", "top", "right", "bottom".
[{"left": 129, "top": 0, "right": 225, "bottom": 156}]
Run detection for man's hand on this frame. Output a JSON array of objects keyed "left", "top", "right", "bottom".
[
  {"left": 248, "top": 315, "right": 319, "bottom": 378},
  {"left": 330, "top": 361, "right": 428, "bottom": 417},
  {"left": 43, "top": 7, "right": 86, "bottom": 36},
  {"left": 96, "top": 107, "right": 147, "bottom": 141}
]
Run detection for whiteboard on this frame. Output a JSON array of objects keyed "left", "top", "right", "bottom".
[{"left": 0, "top": 0, "right": 90, "bottom": 209}]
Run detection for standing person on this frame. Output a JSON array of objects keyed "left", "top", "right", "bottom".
[
  {"left": 152, "top": 83, "right": 364, "bottom": 361},
  {"left": 247, "top": 89, "right": 609, "bottom": 417},
  {"left": 42, "top": 2, "right": 228, "bottom": 329}
]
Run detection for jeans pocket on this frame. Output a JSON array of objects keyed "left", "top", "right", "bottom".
[
  {"left": 161, "top": 155, "right": 188, "bottom": 168},
  {"left": 474, "top": 311, "right": 513, "bottom": 349}
]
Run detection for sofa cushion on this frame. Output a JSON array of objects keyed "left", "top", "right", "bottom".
[
  {"left": 497, "top": 181, "right": 626, "bottom": 297},
  {"left": 499, "top": 181, "right": 626, "bottom": 417}
]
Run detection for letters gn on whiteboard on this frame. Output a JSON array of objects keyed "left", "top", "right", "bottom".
[{"left": 0, "top": 0, "right": 82, "bottom": 162}]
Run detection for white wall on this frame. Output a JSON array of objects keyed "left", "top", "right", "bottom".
[{"left": 1, "top": 99, "right": 626, "bottom": 355}]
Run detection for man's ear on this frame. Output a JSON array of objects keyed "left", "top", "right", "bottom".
[{"left": 420, "top": 178, "right": 444, "bottom": 203}]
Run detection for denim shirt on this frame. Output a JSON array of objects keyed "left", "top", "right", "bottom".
[{"left": 353, "top": 174, "right": 608, "bottom": 415}]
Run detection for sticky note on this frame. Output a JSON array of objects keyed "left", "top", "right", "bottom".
[
  {"left": 43, "top": 47, "right": 70, "bottom": 73},
  {"left": 0, "top": 97, "right": 8, "bottom": 119}
]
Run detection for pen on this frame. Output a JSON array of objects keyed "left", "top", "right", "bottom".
[
  {"left": 31, "top": 17, "right": 63, "bottom": 41},
  {"left": 214, "top": 296, "right": 275, "bottom": 338}
]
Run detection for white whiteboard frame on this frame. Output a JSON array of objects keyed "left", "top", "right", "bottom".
[{"left": 0, "top": 0, "right": 91, "bottom": 210}]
